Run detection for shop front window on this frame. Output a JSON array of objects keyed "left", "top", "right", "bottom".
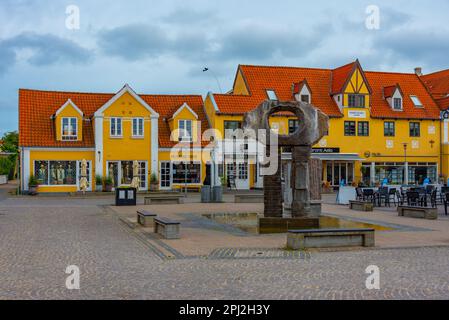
[
  {"left": 34, "top": 161, "right": 88, "bottom": 186},
  {"left": 172, "top": 163, "right": 201, "bottom": 184},
  {"left": 49, "top": 161, "right": 76, "bottom": 185},
  {"left": 34, "top": 161, "right": 49, "bottom": 185},
  {"left": 375, "top": 164, "right": 404, "bottom": 185},
  {"left": 408, "top": 164, "right": 437, "bottom": 185}
]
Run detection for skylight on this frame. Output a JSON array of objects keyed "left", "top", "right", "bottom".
[
  {"left": 410, "top": 95, "right": 423, "bottom": 107},
  {"left": 266, "top": 90, "right": 278, "bottom": 100}
]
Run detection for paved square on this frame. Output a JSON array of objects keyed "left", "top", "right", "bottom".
[{"left": 1, "top": 189, "right": 449, "bottom": 300}]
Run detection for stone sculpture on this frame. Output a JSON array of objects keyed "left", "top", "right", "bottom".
[{"left": 243, "top": 100, "right": 329, "bottom": 218}]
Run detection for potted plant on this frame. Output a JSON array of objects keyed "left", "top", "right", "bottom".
[
  {"left": 95, "top": 175, "right": 103, "bottom": 192},
  {"left": 149, "top": 172, "right": 159, "bottom": 191},
  {"left": 28, "top": 175, "right": 39, "bottom": 196},
  {"left": 321, "top": 180, "right": 332, "bottom": 193},
  {"left": 103, "top": 176, "right": 113, "bottom": 192}
]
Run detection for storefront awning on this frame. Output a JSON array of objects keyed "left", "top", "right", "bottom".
[{"left": 311, "top": 153, "right": 364, "bottom": 161}]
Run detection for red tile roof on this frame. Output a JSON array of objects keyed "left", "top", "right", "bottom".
[
  {"left": 19, "top": 89, "right": 208, "bottom": 148},
  {"left": 366, "top": 71, "right": 440, "bottom": 119},
  {"left": 436, "top": 96, "right": 449, "bottom": 110},
  {"left": 234, "top": 65, "right": 343, "bottom": 117},
  {"left": 383, "top": 85, "right": 397, "bottom": 98},
  {"left": 212, "top": 62, "right": 440, "bottom": 120},
  {"left": 331, "top": 61, "right": 356, "bottom": 94},
  {"left": 421, "top": 69, "right": 449, "bottom": 99}
]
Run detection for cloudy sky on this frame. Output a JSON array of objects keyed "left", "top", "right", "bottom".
[{"left": 1, "top": 0, "right": 449, "bottom": 135}]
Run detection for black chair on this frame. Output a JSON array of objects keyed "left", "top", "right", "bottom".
[
  {"left": 396, "top": 190, "right": 404, "bottom": 206},
  {"left": 362, "top": 189, "right": 375, "bottom": 203},
  {"left": 425, "top": 185, "right": 435, "bottom": 194},
  {"left": 430, "top": 189, "right": 437, "bottom": 208},
  {"left": 440, "top": 187, "right": 449, "bottom": 204},
  {"left": 377, "top": 187, "right": 389, "bottom": 207},
  {"left": 387, "top": 188, "right": 397, "bottom": 207},
  {"left": 406, "top": 191, "right": 421, "bottom": 207},
  {"left": 444, "top": 193, "right": 449, "bottom": 216},
  {"left": 356, "top": 187, "right": 364, "bottom": 201}
]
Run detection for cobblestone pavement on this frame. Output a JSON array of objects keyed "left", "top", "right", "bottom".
[{"left": 1, "top": 195, "right": 449, "bottom": 300}]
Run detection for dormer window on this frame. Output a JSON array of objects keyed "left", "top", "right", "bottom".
[
  {"left": 410, "top": 95, "right": 423, "bottom": 107},
  {"left": 61, "top": 117, "right": 77, "bottom": 141},
  {"left": 300, "top": 95, "right": 310, "bottom": 103},
  {"left": 179, "top": 120, "right": 192, "bottom": 142},
  {"left": 348, "top": 94, "right": 365, "bottom": 108},
  {"left": 393, "top": 98, "right": 402, "bottom": 110},
  {"left": 266, "top": 90, "right": 278, "bottom": 100},
  {"left": 293, "top": 79, "right": 312, "bottom": 104}
]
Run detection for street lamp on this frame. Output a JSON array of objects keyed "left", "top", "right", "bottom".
[{"left": 403, "top": 143, "right": 408, "bottom": 185}]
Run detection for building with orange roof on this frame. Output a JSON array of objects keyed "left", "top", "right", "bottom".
[
  {"left": 19, "top": 61, "right": 448, "bottom": 193},
  {"left": 19, "top": 85, "right": 213, "bottom": 193},
  {"left": 204, "top": 60, "right": 442, "bottom": 189},
  {"left": 420, "top": 68, "right": 449, "bottom": 180}
]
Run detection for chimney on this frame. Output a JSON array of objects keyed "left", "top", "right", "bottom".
[{"left": 414, "top": 67, "right": 423, "bottom": 76}]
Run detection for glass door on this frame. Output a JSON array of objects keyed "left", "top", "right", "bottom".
[
  {"left": 106, "top": 161, "right": 119, "bottom": 190},
  {"left": 160, "top": 162, "right": 171, "bottom": 189}
]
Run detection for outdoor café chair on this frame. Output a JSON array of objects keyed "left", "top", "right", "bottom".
[
  {"left": 444, "top": 193, "right": 449, "bottom": 216},
  {"left": 406, "top": 191, "right": 421, "bottom": 207},
  {"left": 387, "top": 188, "right": 397, "bottom": 207},
  {"left": 362, "top": 189, "right": 375, "bottom": 203}
]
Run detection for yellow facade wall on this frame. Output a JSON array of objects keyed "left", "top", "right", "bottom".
[
  {"left": 168, "top": 106, "right": 201, "bottom": 143},
  {"left": 102, "top": 92, "right": 152, "bottom": 180},
  {"left": 233, "top": 70, "right": 250, "bottom": 95}
]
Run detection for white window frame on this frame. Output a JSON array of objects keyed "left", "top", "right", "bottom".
[
  {"left": 132, "top": 118, "right": 144, "bottom": 137},
  {"left": 61, "top": 117, "right": 78, "bottom": 141},
  {"left": 266, "top": 90, "right": 278, "bottom": 100},
  {"left": 110, "top": 117, "right": 123, "bottom": 137},
  {"left": 178, "top": 120, "right": 193, "bottom": 142},
  {"left": 410, "top": 95, "right": 423, "bottom": 108},
  {"left": 393, "top": 97, "right": 402, "bottom": 110}
]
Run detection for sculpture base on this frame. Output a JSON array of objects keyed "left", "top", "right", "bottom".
[{"left": 258, "top": 217, "right": 319, "bottom": 234}]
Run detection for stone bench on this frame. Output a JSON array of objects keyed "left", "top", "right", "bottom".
[
  {"left": 137, "top": 210, "right": 157, "bottom": 228},
  {"left": 287, "top": 228, "right": 375, "bottom": 250},
  {"left": 349, "top": 200, "right": 374, "bottom": 212},
  {"left": 173, "top": 186, "right": 201, "bottom": 193},
  {"left": 234, "top": 194, "right": 264, "bottom": 203},
  {"left": 144, "top": 194, "right": 184, "bottom": 205},
  {"left": 154, "top": 217, "right": 181, "bottom": 239},
  {"left": 397, "top": 206, "right": 438, "bottom": 220}
]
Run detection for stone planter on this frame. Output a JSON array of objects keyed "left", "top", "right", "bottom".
[
  {"left": 28, "top": 185, "right": 38, "bottom": 196},
  {"left": 105, "top": 184, "right": 113, "bottom": 192},
  {"left": 149, "top": 183, "right": 159, "bottom": 191},
  {"left": 95, "top": 185, "right": 103, "bottom": 192}
]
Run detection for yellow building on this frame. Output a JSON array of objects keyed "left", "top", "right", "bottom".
[
  {"left": 19, "top": 61, "right": 445, "bottom": 193},
  {"left": 19, "top": 85, "right": 211, "bottom": 193},
  {"left": 204, "top": 60, "right": 442, "bottom": 189},
  {"left": 421, "top": 68, "right": 449, "bottom": 181}
]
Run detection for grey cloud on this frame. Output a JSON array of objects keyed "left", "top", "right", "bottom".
[
  {"left": 215, "top": 23, "right": 330, "bottom": 62},
  {"left": 97, "top": 24, "right": 170, "bottom": 60},
  {"left": 97, "top": 22, "right": 329, "bottom": 64},
  {"left": 97, "top": 23, "right": 210, "bottom": 61},
  {"left": 0, "top": 32, "right": 92, "bottom": 73},
  {"left": 373, "top": 29, "right": 449, "bottom": 67}
]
